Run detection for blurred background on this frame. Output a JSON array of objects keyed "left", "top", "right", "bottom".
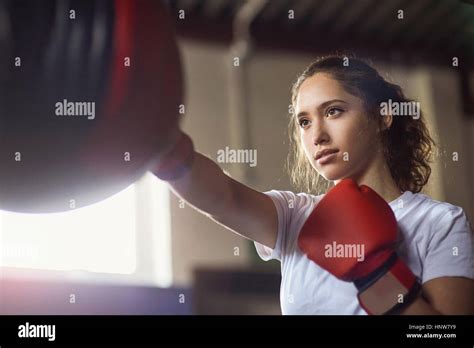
[{"left": 1, "top": 0, "right": 473, "bottom": 315}]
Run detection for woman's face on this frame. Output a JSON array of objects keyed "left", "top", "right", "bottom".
[{"left": 295, "top": 73, "right": 382, "bottom": 182}]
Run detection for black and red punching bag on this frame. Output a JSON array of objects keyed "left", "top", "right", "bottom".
[{"left": 0, "top": 0, "right": 183, "bottom": 213}]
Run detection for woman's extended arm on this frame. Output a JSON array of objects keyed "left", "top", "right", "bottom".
[{"left": 167, "top": 151, "right": 278, "bottom": 248}]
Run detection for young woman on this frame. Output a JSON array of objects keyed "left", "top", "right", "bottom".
[{"left": 153, "top": 55, "right": 474, "bottom": 315}]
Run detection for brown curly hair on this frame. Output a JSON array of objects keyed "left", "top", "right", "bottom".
[{"left": 287, "top": 55, "right": 436, "bottom": 194}]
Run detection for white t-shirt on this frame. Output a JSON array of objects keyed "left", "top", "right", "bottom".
[{"left": 254, "top": 190, "right": 474, "bottom": 315}]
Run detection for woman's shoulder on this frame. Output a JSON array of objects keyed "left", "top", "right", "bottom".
[
  {"left": 401, "top": 191, "right": 470, "bottom": 231},
  {"left": 409, "top": 192, "right": 466, "bottom": 216}
]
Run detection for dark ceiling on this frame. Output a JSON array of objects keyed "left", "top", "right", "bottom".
[{"left": 165, "top": 0, "right": 474, "bottom": 68}]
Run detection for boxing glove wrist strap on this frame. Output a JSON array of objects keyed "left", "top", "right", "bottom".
[
  {"left": 153, "top": 132, "right": 195, "bottom": 181},
  {"left": 356, "top": 253, "right": 421, "bottom": 315}
]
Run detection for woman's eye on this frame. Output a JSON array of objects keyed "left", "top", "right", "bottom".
[
  {"left": 326, "top": 107, "right": 343, "bottom": 117},
  {"left": 298, "top": 119, "right": 310, "bottom": 128}
]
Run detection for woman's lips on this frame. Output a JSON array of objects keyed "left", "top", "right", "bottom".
[{"left": 316, "top": 150, "right": 339, "bottom": 165}]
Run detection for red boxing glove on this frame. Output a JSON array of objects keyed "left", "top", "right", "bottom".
[
  {"left": 298, "top": 179, "right": 421, "bottom": 315},
  {"left": 152, "top": 131, "right": 195, "bottom": 181}
]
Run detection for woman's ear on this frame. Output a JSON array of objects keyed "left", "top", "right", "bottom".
[{"left": 380, "top": 114, "right": 393, "bottom": 132}]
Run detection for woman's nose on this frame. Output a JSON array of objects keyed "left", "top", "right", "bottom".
[{"left": 310, "top": 119, "right": 329, "bottom": 146}]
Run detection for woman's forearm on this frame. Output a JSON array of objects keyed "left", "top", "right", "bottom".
[
  {"left": 398, "top": 295, "right": 442, "bottom": 315},
  {"left": 167, "top": 151, "right": 234, "bottom": 218}
]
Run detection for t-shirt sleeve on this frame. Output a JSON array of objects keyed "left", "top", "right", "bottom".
[
  {"left": 253, "top": 190, "right": 297, "bottom": 262},
  {"left": 422, "top": 206, "right": 474, "bottom": 283}
]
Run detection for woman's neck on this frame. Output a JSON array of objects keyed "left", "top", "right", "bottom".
[{"left": 334, "top": 152, "right": 402, "bottom": 203}]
